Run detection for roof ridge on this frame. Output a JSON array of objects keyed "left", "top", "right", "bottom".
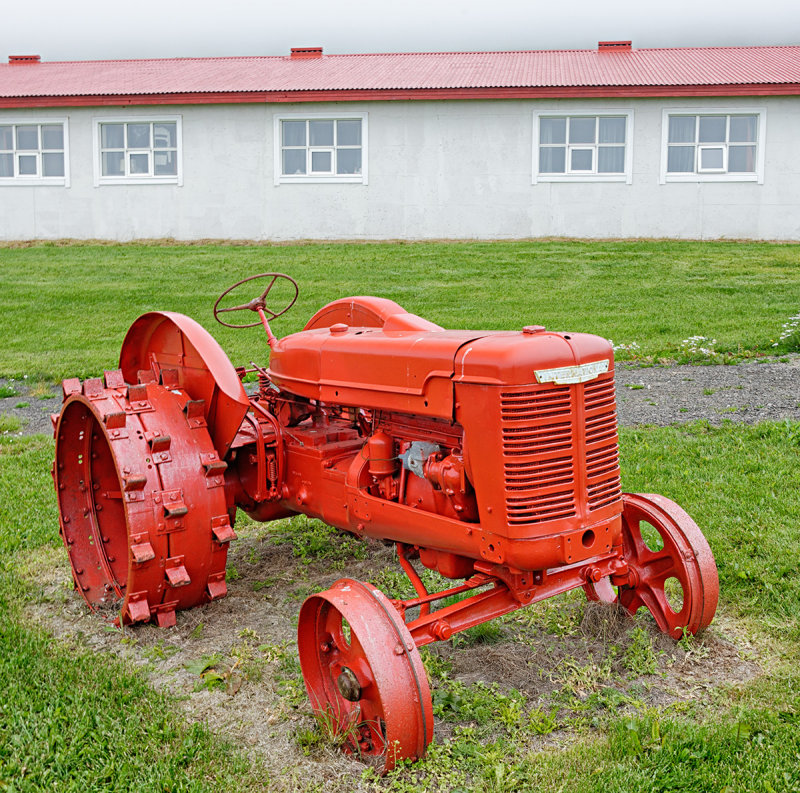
[{"left": 13, "top": 43, "right": 800, "bottom": 67}]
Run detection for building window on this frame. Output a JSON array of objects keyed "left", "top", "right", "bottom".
[
  {"left": 93, "top": 117, "right": 182, "bottom": 185},
  {"left": 274, "top": 113, "right": 368, "bottom": 184},
  {"left": 661, "top": 110, "right": 765, "bottom": 183},
  {"left": 533, "top": 112, "right": 632, "bottom": 183},
  {"left": 0, "top": 120, "right": 69, "bottom": 185}
]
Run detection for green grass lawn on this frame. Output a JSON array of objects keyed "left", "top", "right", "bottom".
[
  {"left": 1, "top": 239, "right": 799, "bottom": 378},
  {"left": 1, "top": 240, "right": 799, "bottom": 792},
  {"left": 2, "top": 423, "right": 799, "bottom": 792}
]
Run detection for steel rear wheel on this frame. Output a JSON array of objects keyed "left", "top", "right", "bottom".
[
  {"left": 297, "top": 579, "right": 433, "bottom": 773},
  {"left": 586, "top": 492, "right": 719, "bottom": 639},
  {"left": 53, "top": 372, "right": 235, "bottom": 627}
]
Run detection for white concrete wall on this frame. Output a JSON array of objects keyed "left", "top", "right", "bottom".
[{"left": 1, "top": 96, "right": 799, "bottom": 241}]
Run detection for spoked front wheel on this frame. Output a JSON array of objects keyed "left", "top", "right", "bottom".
[
  {"left": 297, "top": 579, "right": 433, "bottom": 772},
  {"left": 585, "top": 492, "right": 719, "bottom": 639}
]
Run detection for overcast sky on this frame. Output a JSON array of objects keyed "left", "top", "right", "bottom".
[{"left": 6, "top": 0, "right": 800, "bottom": 61}]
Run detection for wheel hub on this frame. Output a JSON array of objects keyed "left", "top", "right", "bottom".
[{"left": 336, "top": 666, "right": 362, "bottom": 701}]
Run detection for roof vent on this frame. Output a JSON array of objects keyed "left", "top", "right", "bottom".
[
  {"left": 290, "top": 47, "right": 323, "bottom": 59},
  {"left": 8, "top": 55, "right": 41, "bottom": 64},
  {"left": 598, "top": 41, "right": 631, "bottom": 52}
]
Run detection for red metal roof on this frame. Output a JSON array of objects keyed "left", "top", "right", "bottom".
[{"left": 1, "top": 45, "right": 799, "bottom": 107}]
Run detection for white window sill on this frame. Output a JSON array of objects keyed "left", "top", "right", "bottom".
[
  {"left": 0, "top": 178, "right": 69, "bottom": 187},
  {"left": 276, "top": 175, "right": 366, "bottom": 186},
  {"left": 661, "top": 173, "right": 761, "bottom": 185},
  {"left": 533, "top": 174, "right": 631, "bottom": 185},
  {"left": 95, "top": 176, "right": 181, "bottom": 186}
]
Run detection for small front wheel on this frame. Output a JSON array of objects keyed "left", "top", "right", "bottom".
[
  {"left": 297, "top": 579, "right": 433, "bottom": 772},
  {"left": 585, "top": 492, "right": 719, "bottom": 639}
]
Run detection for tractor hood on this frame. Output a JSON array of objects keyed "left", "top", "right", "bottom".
[
  {"left": 269, "top": 327, "right": 486, "bottom": 419},
  {"left": 268, "top": 322, "right": 613, "bottom": 419}
]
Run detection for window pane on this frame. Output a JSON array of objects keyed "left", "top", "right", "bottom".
[
  {"left": 309, "top": 120, "right": 334, "bottom": 146},
  {"left": 282, "top": 149, "right": 306, "bottom": 175},
  {"left": 0, "top": 126, "right": 12, "bottom": 150},
  {"left": 311, "top": 150, "right": 332, "bottom": 172},
  {"left": 101, "top": 124, "right": 124, "bottom": 149},
  {"left": 598, "top": 146, "right": 625, "bottom": 173},
  {"left": 539, "top": 146, "right": 566, "bottom": 173},
  {"left": 102, "top": 151, "right": 124, "bottom": 176},
  {"left": 539, "top": 117, "right": 566, "bottom": 145},
  {"left": 337, "top": 119, "right": 361, "bottom": 146},
  {"left": 698, "top": 116, "right": 726, "bottom": 143},
  {"left": 667, "top": 145, "right": 695, "bottom": 172},
  {"left": 728, "top": 145, "right": 756, "bottom": 172},
  {"left": 18, "top": 154, "right": 37, "bottom": 175},
  {"left": 154, "top": 150, "right": 177, "bottom": 175},
  {"left": 337, "top": 148, "right": 362, "bottom": 174},
  {"left": 569, "top": 117, "right": 596, "bottom": 145},
  {"left": 729, "top": 115, "right": 757, "bottom": 143},
  {"left": 16, "top": 126, "right": 39, "bottom": 150},
  {"left": 41, "top": 125, "right": 63, "bottom": 150},
  {"left": 129, "top": 152, "right": 149, "bottom": 174},
  {"left": 153, "top": 122, "right": 176, "bottom": 149},
  {"left": 0, "top": 153, "right": 12, "bottom": 176},
  {"left": 699, "top": 147, "right": 724, "bottom": 170},
  {"left": 127, "top": 124, "right": 150, "bottom": 149},
  {"left": 282, "top": 120, "right": 306, "bottom": 147},
  {"left": 598, "top": 116, "right": 625, "bottom": 144},
  {"left": 42, "top": 152, "right": 64, "bottom": 177},
  {"left": 570, "top": 148, "right": 593, "bottom": 171},
  {"left": 668, "top": 116, "right": 695, "bottom": 143}
]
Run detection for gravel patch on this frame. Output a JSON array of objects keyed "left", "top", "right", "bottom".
[
  {"left": 0, "top": 377, "right": 60, "bottom": 437},
  {"left": 3, "top": 355, "right": 799, "bottom": 440},
  {"left": 615, "top": 355, "right": 800, "bottom": 426}
]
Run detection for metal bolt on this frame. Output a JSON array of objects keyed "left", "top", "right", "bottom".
[
  {"left": 585, "top": 566, "right": 602, "bottom": 583},
  {"left": 431, "top": 620, "right": 452, "bottom": 640},
  {"left": 319, "top": 641, "right": 331, "bottom": 653}
]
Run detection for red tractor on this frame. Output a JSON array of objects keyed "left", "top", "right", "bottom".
[{"left": 52, "top": 274, "right": 718, "bottom": 771}]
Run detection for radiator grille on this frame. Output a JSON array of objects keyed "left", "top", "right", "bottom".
[
  {"left": 583, "top": 376, "right": 622, "bottom": 510},
  {"left": 500, "top": 373, "right": 621, "bottom": 525},
  {"left": 501, "top": 386, "right": 576, "bottom": 524}
]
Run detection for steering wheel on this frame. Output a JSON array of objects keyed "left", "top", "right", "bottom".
[{"left": 213, "top": 273, "right": 299, "bottom": 329}]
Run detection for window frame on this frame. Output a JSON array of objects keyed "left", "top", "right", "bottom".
[
  {"left": 659, "top": 108, "right": 766, "bottom": 184},
  {"left": 92, "top": 115, "right": 183, "bottom": 186},
  {"left": 532, "top": 110, "right": 633, "bottom": 185},
  {"left": 0, "top": 118, "right": 70, "bottom": 187},
  {"left": 273, "top": 112, "right": 368, "bottom": 185}
]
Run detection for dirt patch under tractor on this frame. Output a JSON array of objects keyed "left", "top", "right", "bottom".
[{"left": 21, "top": 518, "right": 763, "bottom": 793}]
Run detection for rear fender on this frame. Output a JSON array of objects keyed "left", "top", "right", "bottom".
[{"left": 119, "top": 311, "right": 249, "bottom": 458}]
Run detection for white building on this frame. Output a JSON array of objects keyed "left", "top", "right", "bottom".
[{"left": 1, "top": 43, "right": 799, "bottom": 241}]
